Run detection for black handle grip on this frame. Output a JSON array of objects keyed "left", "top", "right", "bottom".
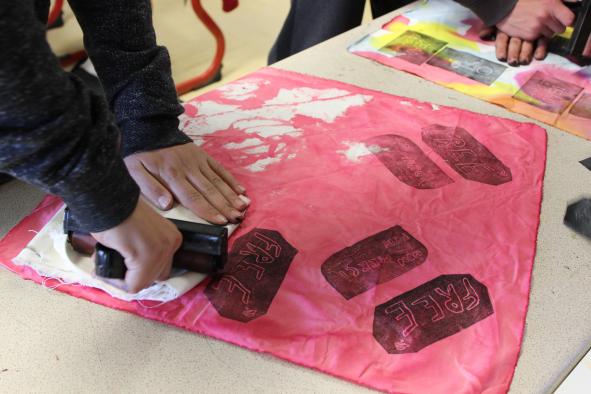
[{"left": 95, "top": 243, "right": 127, "bottom": 279}]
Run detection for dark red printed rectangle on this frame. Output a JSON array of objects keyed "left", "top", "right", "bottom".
[
  {"left": 421, "top": 124, "right": 512, "bottom": 185},
  {"left": 321, "top": 225, "right": 427, "bottom": 299},
  {"left": 514, "top": 72, "right": 583, "bottom": 113},
  {"left": 381, "top": 31, "right": 447, "bottom": 65},
  {"left": 373, "top": 274, "right": 493, "bottom": 354},
  {"left": 205, "top": 228, "right": 298, "bottom": 322},
  {"left": 365, "top": 134, "right": 454, "bottom": 189},
  {"left": 570, "top": 93, "right": 591, "bottom": 119}
]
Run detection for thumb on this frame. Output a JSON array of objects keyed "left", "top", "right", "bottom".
[
  {"left": 124, "top": 265, "right": 154, "bottom": 294},
  {"left": 553, "top": 3, "right": 576, "bottom": 28}
]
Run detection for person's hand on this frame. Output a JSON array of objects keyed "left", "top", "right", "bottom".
[
  {"left": 584, "top": 36, "right": 591, "bottom": 57},
  {"left": 124, "top": 143, "right": 248, "bottom": 225},
  {"left": 479, "top": 27, "right": 548, "bottom": 65},
  {"left": 496, "top": 0, "right": 575, "bottom": 41},
  {"left": 91, "top": 198, "right": 182, "bottom": 293}
]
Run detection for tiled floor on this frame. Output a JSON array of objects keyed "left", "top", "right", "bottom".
[{"left": 47, "top": 0, "right": 371, "bottom": 101}]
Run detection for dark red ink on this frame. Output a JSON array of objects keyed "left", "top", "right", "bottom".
[
  {"left": 205, "top": 228, "right": 298, "bottom": 322},
  {"left": 365, "top": 134, "right": 454, "bottom": 189},
  {"left": 570, "top": 93, "right": 591, "bottom": 119},
  {"left": 421, "top": 125, "right": 512, "bottom": 185},
  {"left": 321, "top": 225, "right": 427, "bottom": 299},
  {"left": 514, "top": 72, "right": 583, "bottom": 113},
  {"left": 373, "top": 274, "right": 494, "bottom": 354}
]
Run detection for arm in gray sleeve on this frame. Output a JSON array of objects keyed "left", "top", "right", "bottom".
[
  {"left": 0, "top": 0, "right": 140, "bottom": 232},
  {"left": 67, "top": 0, "right": 192, "bottom": 158}
]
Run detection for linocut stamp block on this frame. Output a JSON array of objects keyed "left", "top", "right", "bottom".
[
  {"left": 322, "top": 225, "right": 427, "bottom": 299},
  {"left": 427, "top": 48, "right": 507, "bottom": 85},
  {"left": 382, "top": 31, "right": 447, "bottom": 65},
  {"left": 206, "top": 228, "right": 298, "bottom": 322},
  {"left": 373, "top": 274, "right": 494, "bottom": 354},
  {"left": 422, "top": 124, "right": 512, "bottom": 185},
  {"left": 514, "top": 71, "right": 583, "bottom": 113},
  {"left": 366, "top": 134, "right": 453, "bottom": 189}
]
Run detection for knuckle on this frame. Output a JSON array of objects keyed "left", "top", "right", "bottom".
[
  {"left": 210, "top": 176, "right": 224, "bottom": 186},
  {"left": 171, "top": 231, "right": 182, "bottom": 250},
  {"left": 186, "top": 189, "right": 204, "bottom": 203},
  {"left": 202, "top": 184, "right": 217, "bottom": 195},
  {"left": 163, "top": 166, "right": 182, "bottom": 180}
]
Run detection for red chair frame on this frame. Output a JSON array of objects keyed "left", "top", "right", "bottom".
[{"left": 47, "top": 0, "right": 235, "bottom": 94}]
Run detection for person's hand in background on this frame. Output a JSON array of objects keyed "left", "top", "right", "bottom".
[
  {"left": 496, "top": 0, "right": 575, "bottom": 40},
  {"left": 92, "top": 198, "right": 182, "bottom": 293},
  {"left": 479, "top": 27, "right": 548, "bottom": 65},
  {"left": 584, "top": 35, "right": 591, "bottom": 57},
  {"left": 124, "top": 143, "right": 249, "bottom": 225}
]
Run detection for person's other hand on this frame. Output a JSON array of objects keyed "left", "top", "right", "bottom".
[
  {"left": 584, "top": 36, "right": 591, "bottom": 57},
  {"left": 479, "top": 27, "right": 548, "bottom": 65},
  {"left": 91, "top": 198, "right": 182, "bottom": 293},
  {"left": 124, "top": 143, "right": 248, "bottom": 225},
  {"left": 496, "top": 0, "right": 575, "bottom": 41}
]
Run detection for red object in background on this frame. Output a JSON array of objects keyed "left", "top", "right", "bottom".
[
  {"left": 46, "top": 0, "right": 236, "bottom": 93},
  {"left": 222, "top": 0, "right": 239, "bottom": 12},
  {"left": 47, "top": 0, "right": 63, "bottom": 26},
  {"left": 0, "top": 69, "right": 546, "bottom": 393}
]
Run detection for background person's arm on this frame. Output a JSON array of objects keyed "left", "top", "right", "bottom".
[
  {"left": 456, "top": 0, "right": 519, "bottom": 27},
  {"left": 495, "top": 0, "right": 575, "bottom": 40}
]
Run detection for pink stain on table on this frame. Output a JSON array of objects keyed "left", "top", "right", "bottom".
[{"left": 0, "top": 68, "right": 546, "bottom": 394}]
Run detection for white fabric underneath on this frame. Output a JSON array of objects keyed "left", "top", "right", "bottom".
[{"left": 13, "top": 201, "right": 239, "bottom": 302}]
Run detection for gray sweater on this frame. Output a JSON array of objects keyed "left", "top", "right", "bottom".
[{"left": 0, "top": 0, "right": 191, "bottom": 232}]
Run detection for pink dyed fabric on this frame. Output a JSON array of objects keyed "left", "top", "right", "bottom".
[{"left": 0, "top": 68, "right": 546, "bottom": 393}]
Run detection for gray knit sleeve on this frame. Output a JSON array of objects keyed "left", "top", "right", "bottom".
[
  {"left": 68, "top": 0, "right": 192, "bottom": 158},
  {"left": 0, "top": 1, "right": 140, "bottom": 232}
]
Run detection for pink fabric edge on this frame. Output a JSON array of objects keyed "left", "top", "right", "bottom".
[{"left": 0, "top": 67, "right": 547, "bottom": 393}]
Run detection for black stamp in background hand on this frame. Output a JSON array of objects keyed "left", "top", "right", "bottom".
[
  {"left": 322, "top": 225, "right": 427, "bottom": 300},
  {"left": 381, "top": 30, "right": 447, "bottom": 65},
  {"left": 373, "top": 274, "right": 494, "bottom": 354},
  {"left": 206, "top": 228, "right": 298, "bottom": 323},
  {"left": 570, "top": 93, "right": 591, "bottom": 119},
  {"left": 422, "top": 124, "right": 513, "bottom": 186},
  {"left": 365, "top": 134, "right": 454, "bottom": 189},
  {"left": 427, "top": 47, "right": 507, "bottom": 85},
  {"left": 514, "top": 71, "right": 583, "bottom": 114}
]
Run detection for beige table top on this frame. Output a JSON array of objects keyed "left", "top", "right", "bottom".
[{"left": 1, "top": 7, "right": 590, "bottom": 394}]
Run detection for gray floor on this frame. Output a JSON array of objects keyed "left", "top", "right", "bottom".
[{"left": 0, "top": 180, "right": 45, "bottom": 237}]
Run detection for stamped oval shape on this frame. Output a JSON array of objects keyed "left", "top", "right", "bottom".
[
  {"left": 321, "top": 225, "right": 427, "bottom": 300},
  {"left": 205, "top": 228, "right": 298, "bottom": 322},
  {"left": 421, "top": 125, "right": 512, "bottom": 185},
  {"left": 373, "top": 274, "right": 494, "bottom": 354},
  {"left": 365, "top": 134, "right": 453, "bottom": 189}
]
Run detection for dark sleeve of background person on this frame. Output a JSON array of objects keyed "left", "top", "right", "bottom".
[
  {"left": 269, "top": 0, "right": 366, "bottom": 64},
  {"left": 0, "top": 0, "right": 139, "bottom": 232},
  {"left": 268, "top": 0, "right": 416, "bottom": 64},
  {"left": 455, "top": 0, "right": 518, "bottom": 26},
  {"left": 67, "top": 0, "right": 192, "bottom": 158},
  {"left": 268, "top": 0, "right": 519, "bottom": 65}
]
